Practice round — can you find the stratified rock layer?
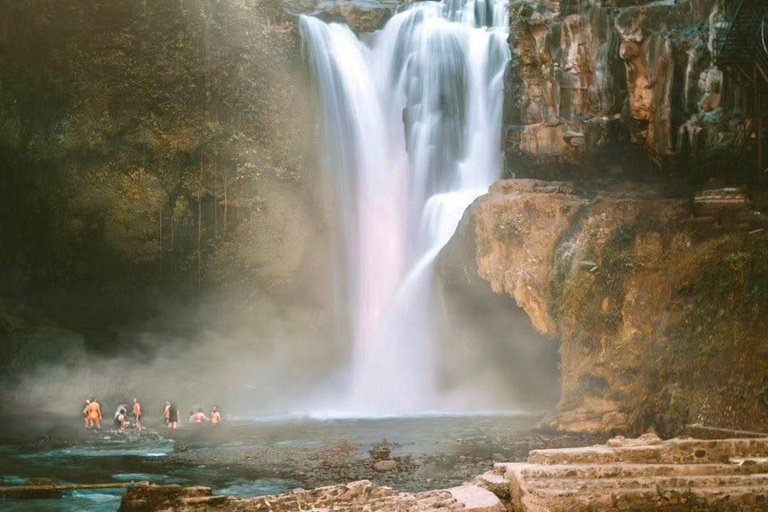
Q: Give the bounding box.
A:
[503,0,755,179]
[485,434,768,512]
[439,179,768,435]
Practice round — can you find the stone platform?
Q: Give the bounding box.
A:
[476,434,768,512]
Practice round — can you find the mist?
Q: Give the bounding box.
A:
[1,285,346,419]
[0,0,562,425]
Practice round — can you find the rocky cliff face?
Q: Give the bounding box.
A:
[0,0,336,412]
[440,180,768,436]
[503,0,755,182]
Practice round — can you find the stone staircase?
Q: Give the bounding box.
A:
[689,187,766,234]
[474,434,768,512]
[715,0,768,74]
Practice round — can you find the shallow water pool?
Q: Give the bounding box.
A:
[0,414,548,511]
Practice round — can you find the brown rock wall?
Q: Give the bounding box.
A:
[504,0,753,178]
[441,179,768,435]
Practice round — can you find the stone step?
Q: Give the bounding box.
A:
[496,462,768,480]
[734,458,768,465]
[526,473,768,492]
[533,485,768,512]
[504,437,768,511]
[527,438,768,465]
[474,471,510,500]
[447,484,505,512]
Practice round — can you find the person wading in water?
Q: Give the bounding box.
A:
[189,408,209,423]
[164,401,179,429]
[83,399,91,428]
[132,398,142,430]
[84,398,102,429]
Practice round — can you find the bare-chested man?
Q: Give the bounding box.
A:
[132,398,142,429]
[211,406,221,425]
[85,398,102,429]
[83,399,91,428]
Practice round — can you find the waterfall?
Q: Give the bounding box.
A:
[300,0,509,416]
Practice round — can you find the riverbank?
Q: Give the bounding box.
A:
[0,415,607,511]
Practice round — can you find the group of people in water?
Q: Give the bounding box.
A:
[161,401,221,428]
[82,397,221,430]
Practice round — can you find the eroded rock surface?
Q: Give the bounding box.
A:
[504,0,752,178]
[439,179,768,435]
[119,480,503,512]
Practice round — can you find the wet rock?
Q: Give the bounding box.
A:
[369,440,392,461]
[119,480,466,512]
[312,0,391,33]
[118,483,212,512]
[373,459,400,472]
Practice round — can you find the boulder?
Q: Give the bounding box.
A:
[313,0,391,33]
[373,459,400,472]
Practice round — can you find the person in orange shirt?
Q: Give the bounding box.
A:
[84,398,102,429]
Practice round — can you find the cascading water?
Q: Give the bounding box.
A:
[300,0,510,416]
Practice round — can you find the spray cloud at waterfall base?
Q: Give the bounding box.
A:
[300,0,527,417]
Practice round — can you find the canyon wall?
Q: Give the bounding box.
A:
[440,180,768,436]
[503,0,757,183]
[445,0,768,435]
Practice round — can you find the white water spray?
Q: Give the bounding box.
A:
[300,0,510,416]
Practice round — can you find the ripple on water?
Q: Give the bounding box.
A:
[214,478,294,497]
[22,440,174,459]
[0,489,124,512]
[0,476,27,486]
[112,473,184,484]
